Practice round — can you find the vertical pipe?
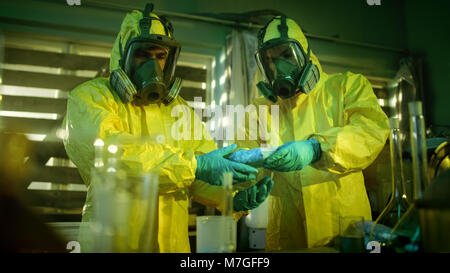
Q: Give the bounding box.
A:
[140,173,159,253]
[389,118,409,207]
[221,172,235,252]
[222,172,233,217]
[408,101,429,200]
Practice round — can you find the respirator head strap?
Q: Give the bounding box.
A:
[297,46,312,89]
[277,15,289,40]
[139,3,154,38]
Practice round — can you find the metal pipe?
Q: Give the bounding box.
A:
[301,32,404,53]
[389,117,409,205]
[222,172,233,217]
[409,101,430,200]
[160,10,404,53]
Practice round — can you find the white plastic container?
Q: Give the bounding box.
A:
[196,216,236,253]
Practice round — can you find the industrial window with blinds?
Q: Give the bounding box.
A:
[0,32,214,224]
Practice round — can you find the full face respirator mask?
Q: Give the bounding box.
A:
[255,15,320,103]
[109,3,182,106]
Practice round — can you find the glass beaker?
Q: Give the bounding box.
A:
[90,139,159,253]
[90,169,159,252]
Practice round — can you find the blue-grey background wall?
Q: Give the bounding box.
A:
[402,0,450,136]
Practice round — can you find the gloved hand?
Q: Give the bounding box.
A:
[233,176,274,211]
[195,144,258,186]
[228,147,277,168]
[263,139,321,172]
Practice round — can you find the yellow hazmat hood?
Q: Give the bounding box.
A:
[109,10,169,72]
[260,16,324,93]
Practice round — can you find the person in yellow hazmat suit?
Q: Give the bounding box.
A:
[229,15,390,250]
[63,3,273,253]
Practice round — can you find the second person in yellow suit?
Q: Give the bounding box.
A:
[232,16,390,250]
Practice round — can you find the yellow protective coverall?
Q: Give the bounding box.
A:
[63,10,233,253]
[235,17,390,250]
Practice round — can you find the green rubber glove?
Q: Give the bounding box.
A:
[233,176,274,211]
[195,144,258,186]
[263,139,321,172]
[228,147,277,168]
